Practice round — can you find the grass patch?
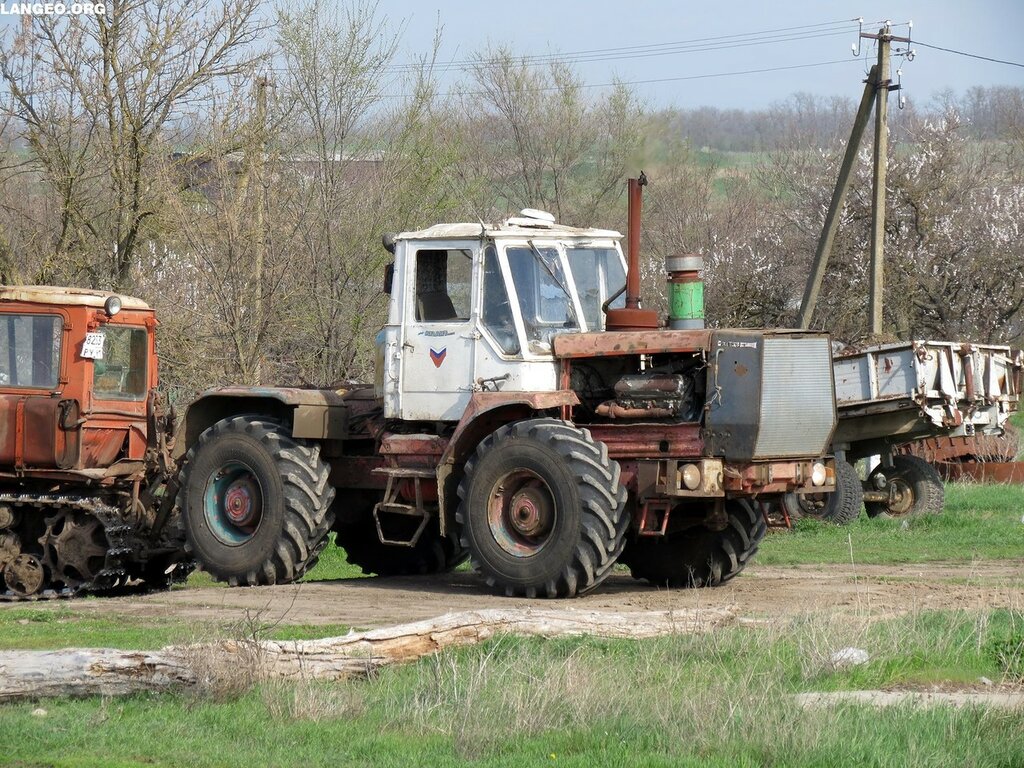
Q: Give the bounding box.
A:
[0,605,351,651]
[759,483,1024,565]
[2,609,1022,767]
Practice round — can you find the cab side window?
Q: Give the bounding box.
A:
[414,249,472,322]
[93,327,148,400]
[481,246,520,355]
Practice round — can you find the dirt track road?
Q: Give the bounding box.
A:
[17,560,1022,630]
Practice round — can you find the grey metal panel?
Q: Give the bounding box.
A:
[703,329,766,462]
[754,337,836,458]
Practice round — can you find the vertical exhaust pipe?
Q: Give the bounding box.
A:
[605,173,660,331]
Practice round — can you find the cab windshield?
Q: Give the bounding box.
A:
[500,241,626,355]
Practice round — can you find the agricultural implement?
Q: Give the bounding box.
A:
[783,340,1021,523]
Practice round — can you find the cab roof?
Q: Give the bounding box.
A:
[0,285,151,311]
[396,212,622,242]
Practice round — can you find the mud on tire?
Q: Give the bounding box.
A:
[178,416,335,586]
[621,499,766,588]
[456,418,628,598]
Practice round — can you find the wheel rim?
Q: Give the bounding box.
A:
[487,470,556,557]
[884,477,914,516]
[797,493,828,516]
[204,461,264,546]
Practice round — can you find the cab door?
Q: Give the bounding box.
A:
[399,243,477,422]
[0,310,70,469]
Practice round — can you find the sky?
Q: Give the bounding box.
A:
[0,0,1020,109]
[383,0,1024,108]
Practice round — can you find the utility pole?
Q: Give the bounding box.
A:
[797,20,912,332]
[868,23,892,335]
[797,64,878,329]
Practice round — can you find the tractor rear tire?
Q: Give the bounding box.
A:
[621,500,765,588]
[456,418,628,598]
[865,455,944,518]
[781,459,863,525]
[178,416,335,586]
[335,513,467,577]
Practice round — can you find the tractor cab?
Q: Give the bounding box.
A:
[0,286,158,474]
[377,211,627,422]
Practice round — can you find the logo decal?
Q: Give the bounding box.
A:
[429,347,447,368]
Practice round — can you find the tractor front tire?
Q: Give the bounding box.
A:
[456,419,628,598]
[865,455,944,518]
[781,459,863,525]
[622,500,766,588]
[178,416,335,586]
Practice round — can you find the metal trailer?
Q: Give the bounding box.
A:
[786,340,1022,523]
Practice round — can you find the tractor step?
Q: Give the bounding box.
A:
[371,468,434,547]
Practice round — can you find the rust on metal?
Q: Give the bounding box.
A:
[553,329,712,359]
[722,459,836,496]
[594,402,674,419]
[605,174,660,331]
[380,433,448,457]
[936,461,1024,484]
[587,422,702,459]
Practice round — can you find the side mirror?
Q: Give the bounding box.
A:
[383,263,394,295]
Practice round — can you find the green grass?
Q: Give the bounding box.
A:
[1,609,1022,767]
[0,606,351,651]
[759,483,1024,565]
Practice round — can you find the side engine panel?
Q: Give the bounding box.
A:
[704,330,836,461]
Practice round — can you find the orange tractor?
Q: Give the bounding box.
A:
[0,287,189,598]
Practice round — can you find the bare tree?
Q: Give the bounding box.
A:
[0,0,266,289]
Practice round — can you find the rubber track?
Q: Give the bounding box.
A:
[456,418,628,598]
[178,416,335,586]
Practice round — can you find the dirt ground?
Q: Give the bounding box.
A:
[11,560,1022,630]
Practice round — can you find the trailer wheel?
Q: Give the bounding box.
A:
[781,460,863,525]
[865,455,944,518]
[178,416,335,586]
[456,418,627,598]
[335,513,467,576]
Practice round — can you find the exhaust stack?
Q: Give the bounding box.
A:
[605,173,660,331]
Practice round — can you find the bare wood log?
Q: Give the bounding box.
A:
[0,606,735,702]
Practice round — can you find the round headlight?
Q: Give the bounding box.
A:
[810,462,828,487]
[681,463,702,490]
[104,296,122,316]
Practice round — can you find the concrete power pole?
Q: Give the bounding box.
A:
[797,21,911,333]
[868,23,892,335]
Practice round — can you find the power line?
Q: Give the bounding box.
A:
[399,58,862,100]
[386,19,866,73]
[915,40,1024,69]
[270,18,870,76]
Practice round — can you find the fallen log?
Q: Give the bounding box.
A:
[0,606,735,702]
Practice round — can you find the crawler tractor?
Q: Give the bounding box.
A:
[176,178,839,597]
[0,287,189,598]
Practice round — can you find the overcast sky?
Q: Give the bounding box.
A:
[387,0,1024,108]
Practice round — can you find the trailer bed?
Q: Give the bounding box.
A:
[831,340,1021,458]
